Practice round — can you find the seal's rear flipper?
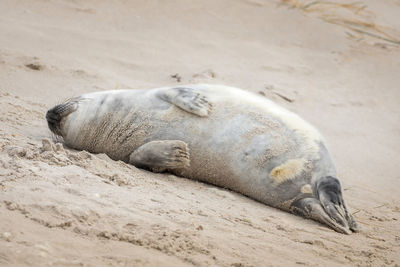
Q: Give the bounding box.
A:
[158,87,212,117]
[290,197,353,234]
[290,176,360,234]
[316,176,360,233]
[129,140,190,173]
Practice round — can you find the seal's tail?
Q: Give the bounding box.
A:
[291,176,360,234]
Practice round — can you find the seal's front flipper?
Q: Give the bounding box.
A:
[129,140,190,173]
[158,87,212,117]
[290,197,353,234]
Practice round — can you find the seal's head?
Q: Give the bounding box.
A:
[46,101,78,137]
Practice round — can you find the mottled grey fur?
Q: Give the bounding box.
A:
[46,84,359,234]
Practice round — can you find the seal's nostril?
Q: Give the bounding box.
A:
[46,100,79,137]
[46,105,65,136]
[46,111,60,124]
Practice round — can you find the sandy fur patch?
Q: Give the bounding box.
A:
[270,158,307,184]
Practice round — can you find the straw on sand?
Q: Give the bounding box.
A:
[278,0,400,45]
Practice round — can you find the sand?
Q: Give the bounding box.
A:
[1,0,399,266]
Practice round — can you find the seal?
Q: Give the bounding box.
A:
[46,84,359,234]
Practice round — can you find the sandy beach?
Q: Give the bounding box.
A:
[1,0,399,266]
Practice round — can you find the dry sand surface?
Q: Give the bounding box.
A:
[1,0,400,266]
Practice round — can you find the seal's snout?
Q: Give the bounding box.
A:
[46,101,77,136]
[46,107,62,136]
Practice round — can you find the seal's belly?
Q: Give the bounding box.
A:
[138,102,311,205]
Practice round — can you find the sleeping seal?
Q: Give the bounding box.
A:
[46,84,359,234]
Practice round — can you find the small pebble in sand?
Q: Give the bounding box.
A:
[171,73,182,82]
[25,63,44,71]
[2,232,12,242]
